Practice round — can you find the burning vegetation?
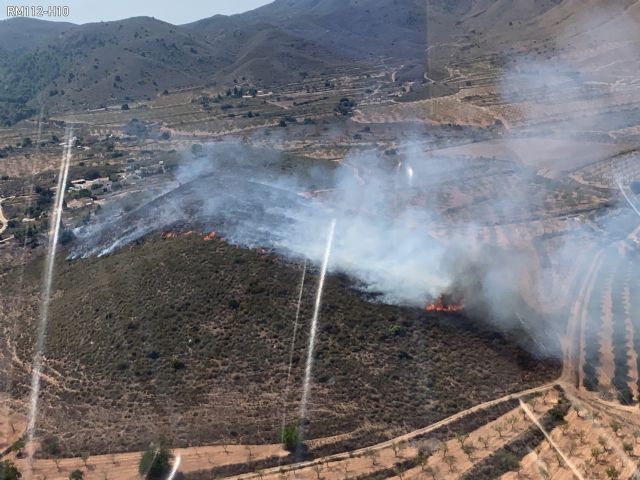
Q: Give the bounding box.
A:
[426,294,464,313]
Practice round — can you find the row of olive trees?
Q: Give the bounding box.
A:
[0,444,176,480]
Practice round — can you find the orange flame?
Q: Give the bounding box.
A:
[426,295,464,313]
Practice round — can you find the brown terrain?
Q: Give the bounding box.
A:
[2,0,640,478]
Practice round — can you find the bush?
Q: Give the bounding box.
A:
[139,446,173,480]
[172,360,186,370]
[9,440,24,453]
[0,460,21,480]
[68,470,83,480]
[191,144,204,157]
[336,98,356,116]
[41,435,61,456]
[280,424,301,452]
[59,229,76,245]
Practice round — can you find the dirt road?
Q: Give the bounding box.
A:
[229,383,556,480]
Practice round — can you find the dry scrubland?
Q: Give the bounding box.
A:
[0,234,559,459]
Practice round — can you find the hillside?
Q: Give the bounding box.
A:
[0,17,74,51]
[0,235,559,456]
[2,0,640,124]
[0,14,344,123]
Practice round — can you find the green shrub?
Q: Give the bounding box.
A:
[68,470,83,480]
[139,446,173,480]
[0,460,21,479]
[280,424,301,452]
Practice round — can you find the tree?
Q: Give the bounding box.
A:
[0,461,21,480]
[391,442,399,459]
[280,424,301,453]
[121,104,129,111]
[364,449,377,466]
[538,466,550,480]
[506,415,518,432]
[424,465,438,480]
[59,228,76,245]
[9,440,24,459]
[443,455,456,472]
[139,446,173,480]
[440,442,449,457]
[191,144,204,157]
[335,98,356,116]
[495,451,520,472]
[599,436,609,452]
[577,430,587,445]
[462,442,476,460]
[69,470,84,480]
[455,433,469,447]
[623,441,634,457]
[568,440,578,456]
[558,419,569,436]
[41,435,61,456]
[610,421,622,436]
[416,452,427,471]
[606,466,620,479]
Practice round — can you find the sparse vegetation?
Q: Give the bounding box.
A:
[461,394,570,479]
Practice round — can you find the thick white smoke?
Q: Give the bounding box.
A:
[71,9,640,359]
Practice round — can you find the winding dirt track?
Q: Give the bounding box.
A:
[229,383,556,480]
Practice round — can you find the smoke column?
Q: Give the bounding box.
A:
[26,128,73,465]
[299,219,336,425]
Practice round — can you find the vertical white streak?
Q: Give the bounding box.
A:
[167,455,181,480]
[26,128,73,458]
[281,261,307,432]
[519,399,585,480]
[299,219,336,422]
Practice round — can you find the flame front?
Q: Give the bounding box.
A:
[426,295,464,313]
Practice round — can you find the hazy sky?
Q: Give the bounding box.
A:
[1,0,273,24]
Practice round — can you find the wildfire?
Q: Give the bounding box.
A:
[203,231,217,241]
[426,294,464,313]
